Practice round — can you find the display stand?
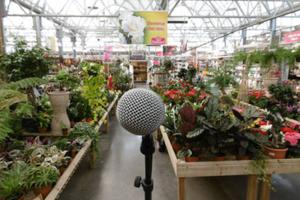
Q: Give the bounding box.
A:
[45,139,92,200]
[23,95,119,199]
[160,126,300,200]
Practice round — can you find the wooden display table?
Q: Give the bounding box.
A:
[160,126,300,200]
[45,139,92,200]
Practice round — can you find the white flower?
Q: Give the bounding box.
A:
[260,124,272,132]
[121,15,146,44]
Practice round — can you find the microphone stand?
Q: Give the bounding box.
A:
[134,133,155,200]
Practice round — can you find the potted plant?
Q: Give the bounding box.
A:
[60,122,68,136]
[37,112,52,133]
[0,163,29,200]
[263,113,288,159]
[47,70,79,135]
[28,166,59,198]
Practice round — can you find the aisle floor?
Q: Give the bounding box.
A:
[60,116,300,200]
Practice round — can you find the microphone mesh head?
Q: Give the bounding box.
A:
[117,88,165,135]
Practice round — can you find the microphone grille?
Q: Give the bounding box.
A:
[117,88,165,135]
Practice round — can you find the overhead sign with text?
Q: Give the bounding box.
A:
[119,11,168,45]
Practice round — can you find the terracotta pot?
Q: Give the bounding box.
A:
[62,128,68,136]
[49,91,71,136]
[237,155,250,160]
[38,127,48,133]
[33,185,52,198]
[59,166,66,175]
[70,121,76,128]
[171,143,182,153]
[71,148,78,158]
[185,156,200,162]
[263,145,288,159]
[213,155,226,161]
[18,194,25,200]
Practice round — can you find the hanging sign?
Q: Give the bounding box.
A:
[119,11,168,45]
[283,30,300,44]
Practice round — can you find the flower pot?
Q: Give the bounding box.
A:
[18,194,25,200]
[213,153,226,161]
[71,148,78,158]
[49,91,71,136]
[185,156,200,162]
[33,185,52,198]
[62,128,68,136]
[263,145,288,159]
[59,166,66,175]
[38,127,48,133]
[237,155,250,160]
[171,143,182,153]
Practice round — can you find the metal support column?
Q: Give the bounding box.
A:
[270,18,277,47]
[241,28,247,46]
[56,28,63,57]
[0,0,6,54]
[80,34,86,57]
[33,16,42,46]
[70,35,76,59]
[223,36,227,53]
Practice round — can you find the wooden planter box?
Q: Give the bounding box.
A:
[160,126,300,200]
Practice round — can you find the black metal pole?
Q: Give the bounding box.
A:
[134,134,155,200]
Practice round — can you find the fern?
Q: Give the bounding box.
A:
[0,89,27,110]
[0,110,13,143]
[1,77,46,90]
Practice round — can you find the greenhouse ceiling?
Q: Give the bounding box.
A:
[2,0,300,52]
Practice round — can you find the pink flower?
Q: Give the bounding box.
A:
[285,132,300,146]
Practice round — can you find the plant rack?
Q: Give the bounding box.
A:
[160,126,300,200]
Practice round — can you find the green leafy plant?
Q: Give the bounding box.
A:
[0,40,51,81]
[28,166,59,189]
[48,70,80,91]
[0,162,30,200]
[37,112,52,129]
[67,91,92,122]
[209,65,237,95]
[69,122,100,156]
[81,62,108,121]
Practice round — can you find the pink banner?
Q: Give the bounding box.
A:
[283,30,300,44]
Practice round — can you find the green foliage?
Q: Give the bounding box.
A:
[110,64,132,92]
[162,59,174,71]
[0,110,13,144]
[1,77,47,90]
[0,40,51,81]
[208,65,237,94]
[52,138,71,151]
[0,89,27,110]
[37,112,52,128]
[268,84,297,105]
[81,62,108,121]
[28,166,59,188]
[67,91,92,122]
[51,70,80,91]
[0,162,30,200]
[274,47,295,68]
[69,122,100,155]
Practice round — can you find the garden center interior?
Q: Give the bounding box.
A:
[1,0,300,200]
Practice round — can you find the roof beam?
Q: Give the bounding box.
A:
[6,14,300,19]
[188,2,300,51]
[169,0,181,16]
[10,0,80,36]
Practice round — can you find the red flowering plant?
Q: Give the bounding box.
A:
[248,90,270,109]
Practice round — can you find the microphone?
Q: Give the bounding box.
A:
[117,88,165,135]
[116,88,165,200]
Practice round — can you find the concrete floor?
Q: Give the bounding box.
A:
[60,116,300,200]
